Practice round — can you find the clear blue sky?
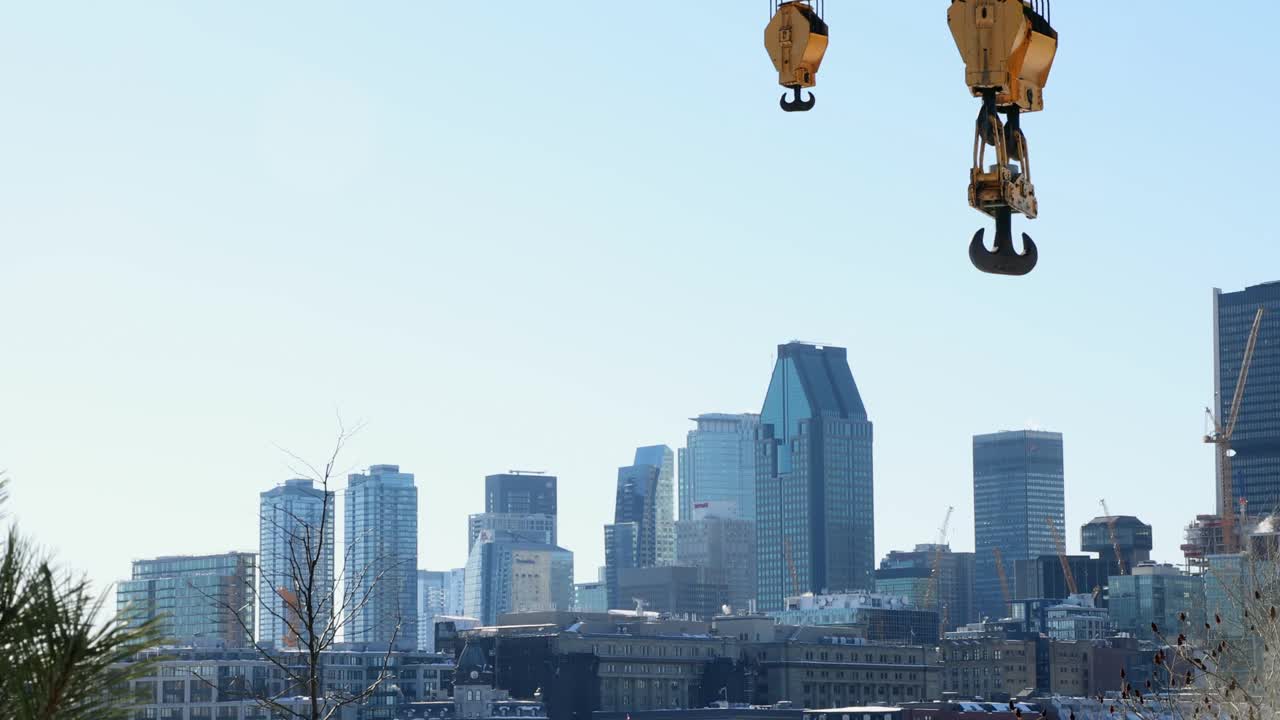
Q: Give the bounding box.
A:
[1,2,1277,590]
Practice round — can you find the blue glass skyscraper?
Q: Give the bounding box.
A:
[1214,282,1280,514]
[679,413,760,521]
[972,430,1065,621]
[633,445,675,567]
[755,342,875,611]
[344,464,418,650]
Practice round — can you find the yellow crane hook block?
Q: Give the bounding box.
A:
[948,0,1057,112]
[765,1,829,112]
[948,0,1059,276]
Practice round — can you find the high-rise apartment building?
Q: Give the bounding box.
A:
[634,446,675,567]
[678,414,760,521]
[484,472,557,544]
[117,552,256,647]
[345,464,418,649]
[676,501,757,612]
[756,341,875,611]
[1213,283,1280,514]
[259,478,334,649]
[973,430,1066,621]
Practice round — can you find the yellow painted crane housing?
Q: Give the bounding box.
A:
[765,1,829,112]
[948,0,1058,275]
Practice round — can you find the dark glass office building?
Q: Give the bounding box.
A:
[1214,283,1280,514]
[1011,555,1120,606]
[756,342,875,611]
[485,473,558,518]
[973,430,1065,621]
[603,461,661,609]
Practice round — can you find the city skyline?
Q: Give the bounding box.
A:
[4,3,1275,598]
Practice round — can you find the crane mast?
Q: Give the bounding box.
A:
[1099,499,1126,574]
[1206,307,1265,554]
[1046,515,1079,596]
[923,506,955,611]
[992,547,1011,617]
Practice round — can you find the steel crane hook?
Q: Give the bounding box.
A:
[969,208,1038,276]
[779,85,816,112]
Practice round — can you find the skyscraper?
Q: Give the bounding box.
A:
[973,430,1065,621]
[415,567,468,651]
[678,413,760,521]
[755,341,875,611]
[344,464,417,649]
[633,446,675,567]
[463,531,574,625]
[259,478,334,649]
[603,521,639,610]
[1213,283,1280,514]
[614,461,661,568]
[484,472,557,544]
[117,552,256,647]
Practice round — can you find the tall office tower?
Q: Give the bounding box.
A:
[1213,283,1280,513]
[344,464,418,650]
[259,478,334,649]
[755,341,875,611]
[874,545,977,631]
[467,513,556,550]
[614,462,661,567]
[678,413,761,521]
[463,530,574,625]
[634,446,675,566]
[117,552,256,647]
[973,430,1065,621]
[675,500,758,612]
[484,472,557,544]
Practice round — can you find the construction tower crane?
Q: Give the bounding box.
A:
[948,0,1059,276]
[1205,307,1266,554]
[764,1,829,112]
[1045,515,1079,596]
[1099,499,1126,575]
[783,536,802,595]
[991,546,1011,614]
[923,506,955,613]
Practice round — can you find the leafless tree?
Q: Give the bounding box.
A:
[1119,548,1280,720]
[199,424,407,720]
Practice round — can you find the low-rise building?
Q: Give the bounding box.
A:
[618,565,728,619]
[460,612,941,720]
[1044,595,1111,641]
[116,552,257,648]
[770,593,939,646]
[113,645,454,720]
